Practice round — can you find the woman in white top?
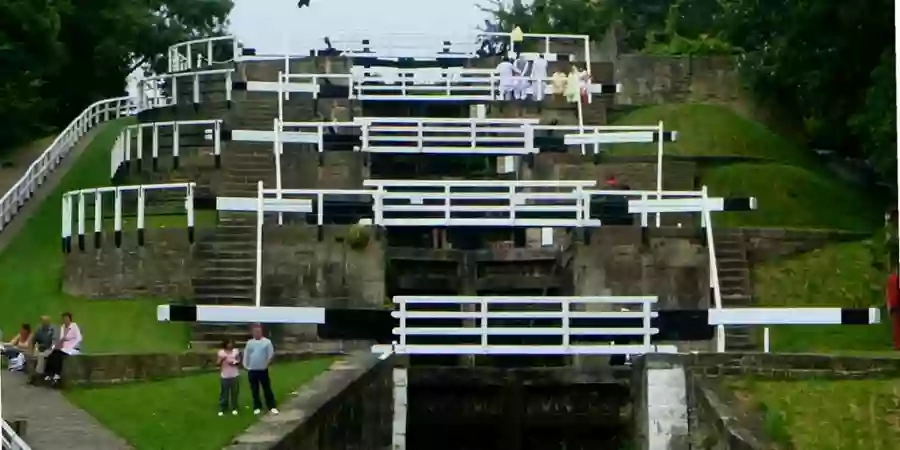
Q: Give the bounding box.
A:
[43,312,82,386]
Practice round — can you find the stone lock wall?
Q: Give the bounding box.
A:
[615,55,741,107]
[63,228,208,299]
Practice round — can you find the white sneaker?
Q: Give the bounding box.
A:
[253,409,261,415]
[270,408,279,415]
[217,412,224,417]
[232,410,238,416]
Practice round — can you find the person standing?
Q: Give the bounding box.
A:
[886,266,900,349]
[510,25,524,55]
[496,57,520,101]
[217,340,241,416]
[242,324,279,415]
[531,54,549,102]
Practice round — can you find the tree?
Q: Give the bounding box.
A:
[41,0,234,126]
[0,0,66,148]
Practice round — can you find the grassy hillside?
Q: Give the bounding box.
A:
[611,104,884,231]
[0,119,189,352]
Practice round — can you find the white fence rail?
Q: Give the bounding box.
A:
[0,97,134,237]
[168,35,241,72]
[371,295,670,357]
[136,69,234,112]
[1,420,30,450]
[267,69,616,103]
[61,182,196,252]
[110,120,224,177]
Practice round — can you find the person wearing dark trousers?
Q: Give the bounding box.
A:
[243,323,278,415]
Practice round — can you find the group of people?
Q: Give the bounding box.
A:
[496,54,590,103]
[2,313,82,386]
[216,323,280,417]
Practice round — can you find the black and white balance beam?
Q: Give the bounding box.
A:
[156,305,880,338]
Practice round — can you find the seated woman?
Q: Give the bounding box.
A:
[3,324,32,371]
[43,312,82,385]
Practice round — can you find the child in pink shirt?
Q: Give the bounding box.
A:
[217,340,241,416]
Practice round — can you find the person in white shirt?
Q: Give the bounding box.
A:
[495,57,520,101]
[513,53,531,100]
[531,54,549,101]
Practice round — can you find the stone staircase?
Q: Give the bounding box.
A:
[190,216,258,348]
[713,230,756,351]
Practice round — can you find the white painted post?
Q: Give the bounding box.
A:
[186,183,195,243]
[136,186,146,246]
[173,122,181,169]
[136,126,144,170]
[192,73,200,105]
[273,118,284,226]
[576,91,586,155]
[255,180,264,308]
[392,368,408,450]
[763,327,770,353]
[114,187,123,247]
[213,120,222,168]
[171,75,179,106]
[277,71,285,121]
[76,192,85,249]
[152,123,159,171]
[642,298,652,351]
[561,298,570,348]
[225,70,233,104]
[94,190,102,248]
[655,121,664,228]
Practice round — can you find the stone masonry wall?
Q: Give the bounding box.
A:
[615,55,740,107]
[63,228,208,299]
[574,227,709,310]
[227,353,392,450]
[25,345,347,387]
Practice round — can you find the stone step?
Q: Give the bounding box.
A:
[194,276,256,287]
[204,258,256,269]
[196,249,256,259]
[716,259,748,270]
[194,284,254,297]
[193,293,256,305]
[719,267,749,277]
[202,266,257,278]
[721,294,752,305]
[719,285,747,296]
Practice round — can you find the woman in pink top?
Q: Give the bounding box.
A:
[217,340,241,416]
[44,312,82,386]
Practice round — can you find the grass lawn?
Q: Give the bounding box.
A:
[753,240,894,353]
[0,119,190,352]
[730,378,900,449]
[67,357,336,450]
[608,104,811,165]
[705,163,883,231]
[610,103,885,231]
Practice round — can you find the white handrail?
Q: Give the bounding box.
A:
[136,69,234,112]
[61,182,196,252]
[167,35,241,72]
[0,97,134,236]
[1,420,30,450]
[110,119,224,178]
[701,185,726,352]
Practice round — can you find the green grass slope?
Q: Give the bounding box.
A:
[0,119,189,352]
[67,357,335,450]
[611,104,883,231]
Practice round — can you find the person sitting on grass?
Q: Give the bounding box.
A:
[43,312,82,386]
[217,339,241,417]
[3,324,33,372]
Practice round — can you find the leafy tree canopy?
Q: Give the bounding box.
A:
[0,0,232,151]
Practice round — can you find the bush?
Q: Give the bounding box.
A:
[347,224,371,250]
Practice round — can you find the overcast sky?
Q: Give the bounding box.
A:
[230,0,494,55]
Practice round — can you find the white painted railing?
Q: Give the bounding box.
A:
[136,69,234,111]
[0,97,134,236]
[309,31,591,66]
[1,420,30,450]
[371,295,671,357]
[168,35,241,72]
[110,120,224,178]
[354,117,538,154]
[61,182,195,252]
[269,69,617,103]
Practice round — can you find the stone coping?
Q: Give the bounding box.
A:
[685,352,900,379]
[25,341,361,388]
